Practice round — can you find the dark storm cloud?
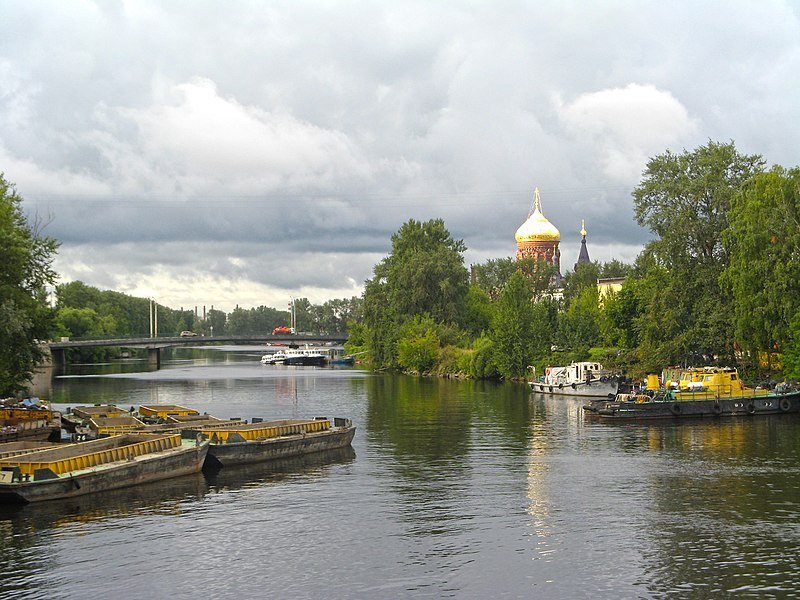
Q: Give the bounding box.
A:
[2,1,800,309]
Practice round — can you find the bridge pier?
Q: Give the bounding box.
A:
[50,348,66,369]
[147,347,161,369]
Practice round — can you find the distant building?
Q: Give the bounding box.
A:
[515,187,562,286]
[597,277,625,302]
[574,220,590,270]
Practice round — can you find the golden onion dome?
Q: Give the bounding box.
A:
[515,187,560,242]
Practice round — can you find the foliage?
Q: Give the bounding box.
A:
[396,322,440,374]
[362,219,470,368]
[557,286,601,353]
[782,308,800,380]
[632,140,765,365]
[56,307,117,338]
[226,305,288,335]
[465,334,500,379]
[462,285,494,336]
[600,282,642,349]
[491,272,536,378]
[723,167,800,361]
[0,173,59,395]
[561,261,600,304]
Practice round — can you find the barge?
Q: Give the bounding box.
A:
[0,433,209,503]
[187,417,356,468]
[0,398,61,442]
[585,367,800,420]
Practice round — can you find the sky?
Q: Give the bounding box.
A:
[2,1,799,312]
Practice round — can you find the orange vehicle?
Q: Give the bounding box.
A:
[272,326,295,335]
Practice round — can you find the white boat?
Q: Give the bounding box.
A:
[260,350,287,365]
[528,361,619,398]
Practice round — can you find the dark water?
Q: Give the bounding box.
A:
[3,347,800,599]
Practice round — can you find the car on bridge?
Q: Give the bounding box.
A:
[180,331,198,337]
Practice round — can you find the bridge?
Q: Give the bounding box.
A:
[48,334,348,369]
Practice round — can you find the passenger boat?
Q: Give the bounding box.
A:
[528,362,620,397]
[0,398,61,442]
[261,350,287,365]
[282,347,326,366]
[584,367,800,419]
[0,433,209,503]
[186,417,356,468]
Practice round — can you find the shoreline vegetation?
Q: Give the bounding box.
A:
[3,140,800,393]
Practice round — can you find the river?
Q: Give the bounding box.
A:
[2,346,800,599]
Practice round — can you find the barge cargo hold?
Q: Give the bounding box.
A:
[189,417,356,468]
[0,433,209,504]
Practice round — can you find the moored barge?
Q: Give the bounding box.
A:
[187,417,356,468]
[585,367,800,420]
[0,433,209,503]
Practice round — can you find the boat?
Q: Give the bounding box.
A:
[261,350,287,365]
[528,362,620,397]
[329,355,355,366]
[186,417,356,468]
[584,367,800,419]
[0,398,62,443]
[0,432,209,503]
[283,347,326,366]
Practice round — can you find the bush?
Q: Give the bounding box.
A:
[396,328,440,373]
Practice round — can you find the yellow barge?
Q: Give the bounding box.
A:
[188,417,357,468]
[0,433,209,504]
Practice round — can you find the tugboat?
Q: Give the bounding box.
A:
[584,367,800,419]
[528,361,620,398]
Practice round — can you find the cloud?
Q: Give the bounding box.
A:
[2,2,800,310]
[555,84,698,184]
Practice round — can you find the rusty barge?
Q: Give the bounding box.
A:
[186,417,357,468]
[0,433,209,504]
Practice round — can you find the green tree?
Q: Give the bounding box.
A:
[379,219,469,324]
[56,307,117,338]
[361,219,469,368]
[0,174,59,395]
[783,308,800,380]
[558,285,601,351]
[491,272,536,378]
[723,167,800,365]
[396,317,441,373]
[632,141,765,364]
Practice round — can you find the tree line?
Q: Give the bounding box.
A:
[2,139,799,395]
[345,141,800,382]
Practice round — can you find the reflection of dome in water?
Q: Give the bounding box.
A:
[515,187,560,242]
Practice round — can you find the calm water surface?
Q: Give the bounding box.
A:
[2,347,800,599]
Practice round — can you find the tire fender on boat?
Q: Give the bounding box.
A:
[747,402,756,415]
[780,398,791,412]
[558,383,563,389]
[571,383,577,390]
[670,403,682,416]
[600,376,607,383]
[712,402,722,416]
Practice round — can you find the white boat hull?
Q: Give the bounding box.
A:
[529,380,618,398]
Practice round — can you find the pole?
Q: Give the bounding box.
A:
[149,299,153,338]
[154,300,158,338]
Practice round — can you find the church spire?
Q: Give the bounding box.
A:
[575,220,590,270]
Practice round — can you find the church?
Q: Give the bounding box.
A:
[514,187,591,287]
